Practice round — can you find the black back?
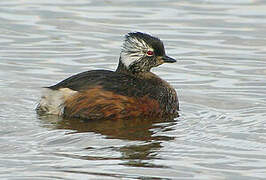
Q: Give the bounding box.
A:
[49,70,157,98]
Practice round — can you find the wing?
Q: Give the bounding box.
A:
[48,70,145,96]
[48,70,114,91]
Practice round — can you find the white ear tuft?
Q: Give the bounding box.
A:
[120,33,153,67]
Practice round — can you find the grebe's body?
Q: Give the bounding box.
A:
[37,32,179,120]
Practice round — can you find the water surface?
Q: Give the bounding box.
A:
[1,0,266,179]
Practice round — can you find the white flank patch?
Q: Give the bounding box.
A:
[38,88,77,115]
[120,35,153,67]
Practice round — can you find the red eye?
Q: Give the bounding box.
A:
[146,50,154,56]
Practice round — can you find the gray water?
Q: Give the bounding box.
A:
[1,0,266,179]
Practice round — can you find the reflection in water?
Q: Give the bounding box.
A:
[38,115,176,168]
[119,142,165,168]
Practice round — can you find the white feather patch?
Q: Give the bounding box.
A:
[120,35,153,67]
[38,88,77,115]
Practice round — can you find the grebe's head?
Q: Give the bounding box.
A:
[119,32,176,73]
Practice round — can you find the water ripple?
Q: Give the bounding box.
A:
[1,0,266,179]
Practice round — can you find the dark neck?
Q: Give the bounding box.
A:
[115,59,131,74]
[116,58,144,77]
[116,57,153,77]
[116,57,158,81]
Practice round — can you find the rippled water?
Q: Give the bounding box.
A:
[1,0,266,179]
